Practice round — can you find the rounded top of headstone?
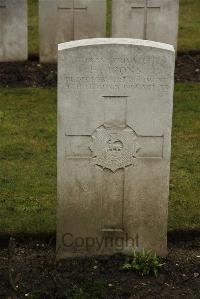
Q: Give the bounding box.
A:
[58,38,175,53]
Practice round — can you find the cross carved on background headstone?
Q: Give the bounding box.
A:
[58,0,88,40]
[131,0,161,39]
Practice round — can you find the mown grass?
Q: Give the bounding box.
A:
[28,0,39,58]
[0,84,199,234]
[0,88,56,234]
[28,0,200,56]
[169,83,200,230]
[178,0,200,52]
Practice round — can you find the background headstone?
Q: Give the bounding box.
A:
[39,0,106,62]
[112,0,179,51]
[57,38,175,259]
[0,0,27,61]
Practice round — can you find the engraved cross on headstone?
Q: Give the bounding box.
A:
[131,0,161,39]
[65,95,163,232]
[58,0,87,40]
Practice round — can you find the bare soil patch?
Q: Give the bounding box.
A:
[0,235,199,298]
[0,53,199,88]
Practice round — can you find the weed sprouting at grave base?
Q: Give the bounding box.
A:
[122,249,164,277]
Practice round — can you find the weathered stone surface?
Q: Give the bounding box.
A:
[0,0,27,61]
[112,0,179,51]
[39,0,106,62]
[57,38,175,259]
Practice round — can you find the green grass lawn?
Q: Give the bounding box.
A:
[178,0,200,52]
[0,84,199,234]
[0,88,56,234]
[28,0,39,58]
[28,0,200,56]
[169,83,200,231]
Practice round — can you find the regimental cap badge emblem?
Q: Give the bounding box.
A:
[90,125,139,172]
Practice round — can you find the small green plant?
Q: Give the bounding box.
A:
[122,249,164,277]
[45,71,57,82]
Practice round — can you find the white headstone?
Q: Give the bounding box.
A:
[39,0,106,62]
[0,0,27,61]
[57,38,175,259]
[112,0,179,51]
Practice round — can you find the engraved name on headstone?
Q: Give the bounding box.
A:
[57,39,175,258]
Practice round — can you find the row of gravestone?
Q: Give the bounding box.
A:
[0,0,179,62]
[1,1,176,258]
